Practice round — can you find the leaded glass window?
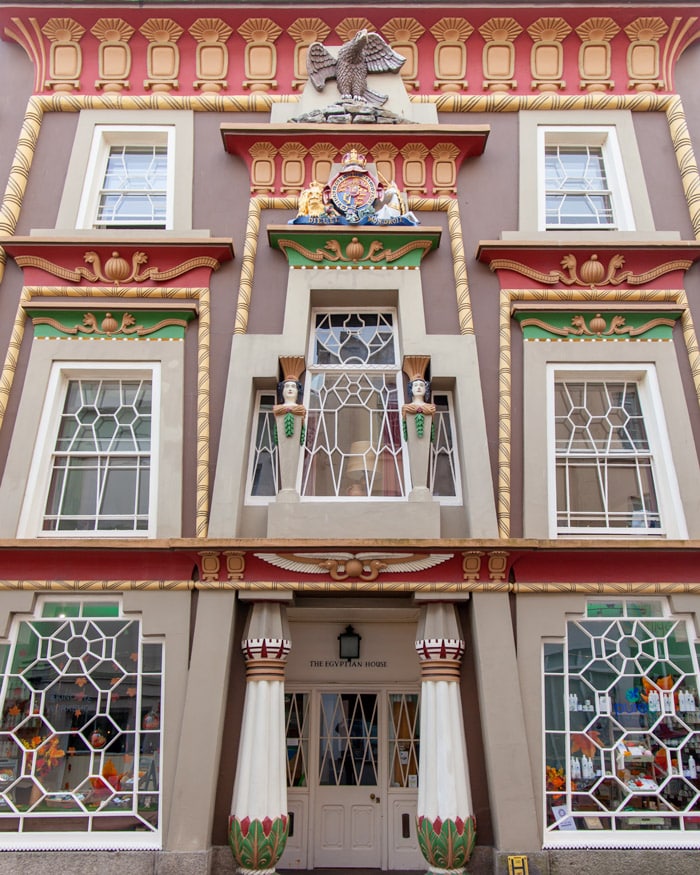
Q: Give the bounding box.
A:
[43,379,152,533]
[302,312,405,498]
[545,145,615,229]
[248,392,279,499]
[554,380,661,534]
[389,693,419,788]
[0,599,163,847]
[96,145,168,229]
[544,600,700,846]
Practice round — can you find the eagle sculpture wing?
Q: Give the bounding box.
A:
[306,41,338,92]
[363,32,406,75]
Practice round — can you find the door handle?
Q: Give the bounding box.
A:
[370,793,380,803]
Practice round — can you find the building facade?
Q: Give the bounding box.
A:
[0,2,699,873]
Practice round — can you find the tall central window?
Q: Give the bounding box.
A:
[301,311,405,498]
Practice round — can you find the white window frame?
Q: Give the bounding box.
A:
[515,110,658,238]
[543,597,700,849]
[245,389,279,504]
[0,595,164,850]
[18,362,161,539]
[76,125,175,230]
[55,110,193,233]
[300,307,409,501]
[537,126,635,231]
[546,364,687,539]
[428,389,462,505]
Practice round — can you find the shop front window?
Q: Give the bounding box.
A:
[0,599,163,848]
[544,600,700,847]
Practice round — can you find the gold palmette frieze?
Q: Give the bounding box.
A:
[497,287,700,540]
[0,579,699,595]
[0,286,211,537]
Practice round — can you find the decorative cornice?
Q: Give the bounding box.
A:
[268,225,441,268]
[30,310,191,340]
[255,552,453,582]
[517,312,676,340]
[3,11,700,98]
[275,236,433,266]
[13,250,222,285]
[488,253,693,288]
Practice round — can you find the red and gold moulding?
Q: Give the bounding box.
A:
[477,241,700,291]
[3,9,699,97]
[221,124,489,200]
[3,238,233,288]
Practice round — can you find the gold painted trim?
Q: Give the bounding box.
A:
[0,579,698,595]
[13,252,221,284]
[0,285,211,537]
[489,254,694,287]
[498,287,700,539]
[235,195,472,336]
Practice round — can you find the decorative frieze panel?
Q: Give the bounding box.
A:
[430,18,472,92]
[381,18,425,91]
[140,18,183,92]
[479,17,522,91]
[308,142,336,185]
[91,18,134,92]
[41,18,84,92]
[28,308,195,341]
[278,142,308,194]
[288,18,331,91]
[3,9,699,98]
[238,17,282,92]
[527,17,571,92]
[515,310,679,341]
[575,17,620,91]
[624,17,669,91]
[190,18,233,92]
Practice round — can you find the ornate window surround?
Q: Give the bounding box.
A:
[515,110,660,239]
[55,110,194,233]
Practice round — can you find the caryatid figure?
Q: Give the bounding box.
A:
[402,356,436,500]
[272,356,307,499]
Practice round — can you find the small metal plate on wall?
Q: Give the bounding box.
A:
[507,856,529,875]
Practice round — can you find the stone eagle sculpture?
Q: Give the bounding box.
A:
[306,29,406,106]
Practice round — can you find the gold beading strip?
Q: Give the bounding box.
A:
[409,196,473,335]
[498,287,700,540]
[0,579,698,594]
[497,289,512,538]
[0,286,211,536]
[666,95,700,240]
[234,196,297,335]
[236,196,472,337]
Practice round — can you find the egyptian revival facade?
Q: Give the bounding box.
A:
[0,2,699,874]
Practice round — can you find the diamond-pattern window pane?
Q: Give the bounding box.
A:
[429,393,459,498]
[389,693,420,788]
[545,145,615,228]
[302,372,404,497]
[544,600,700,840]
[0,600,163,839]
[43,379,152,533]
[250,393,279,497]
[554,381,660,533]
[285,693,309,788]
[313,313,397,367]
[319,693,378,786]
[96,146,167,228]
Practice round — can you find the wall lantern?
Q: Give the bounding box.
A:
[338,625,361,660]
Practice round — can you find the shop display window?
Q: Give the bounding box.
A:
[544,599,700,847]
[0,599,163,848]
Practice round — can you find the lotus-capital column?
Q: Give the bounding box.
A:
[415,603,475,874]
[229,603,291,874]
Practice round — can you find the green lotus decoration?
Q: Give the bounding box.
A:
[416,814,476,870]
[228,814,289,871]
